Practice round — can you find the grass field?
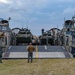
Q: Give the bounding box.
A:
[0,59,75,75]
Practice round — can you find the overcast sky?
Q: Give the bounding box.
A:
[0,0,75,35]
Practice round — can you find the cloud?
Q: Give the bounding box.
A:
[7,0,49,11]
[0,0,75,35]
[0,0,8,3]
[58,0,75,3]
[48,0,75,3]
[0,0,12,4]
[0,0,49,20]
[63,7,75,15]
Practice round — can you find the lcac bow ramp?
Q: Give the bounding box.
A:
[2,46,73,59]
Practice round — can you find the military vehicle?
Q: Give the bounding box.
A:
[32,36,40,45]
[11,28,20,45]
[15,28,33,45]
[49,28,61,45]
[39,29,51,45]
[39,28,60,45]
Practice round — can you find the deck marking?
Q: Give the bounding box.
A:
[69,53,73,58]
[44,45,47,50]
[62,46,65,50]
[26,46,28,50]
[9,46,11,50]
[36,46,38,58]
[57,52,66,58]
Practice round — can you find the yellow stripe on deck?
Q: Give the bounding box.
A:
[36,46,38,58]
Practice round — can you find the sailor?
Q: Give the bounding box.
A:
[0,47,3,63]
[27,43,35,63]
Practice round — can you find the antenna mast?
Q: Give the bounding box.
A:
[26,17,28,29]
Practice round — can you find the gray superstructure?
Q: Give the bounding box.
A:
[60,16,75,57]
[60,16,75,46]
[0,18,11,46]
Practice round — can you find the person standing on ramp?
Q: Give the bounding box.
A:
[27,43,35,63]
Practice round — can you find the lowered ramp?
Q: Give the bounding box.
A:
[2,46,73,59]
